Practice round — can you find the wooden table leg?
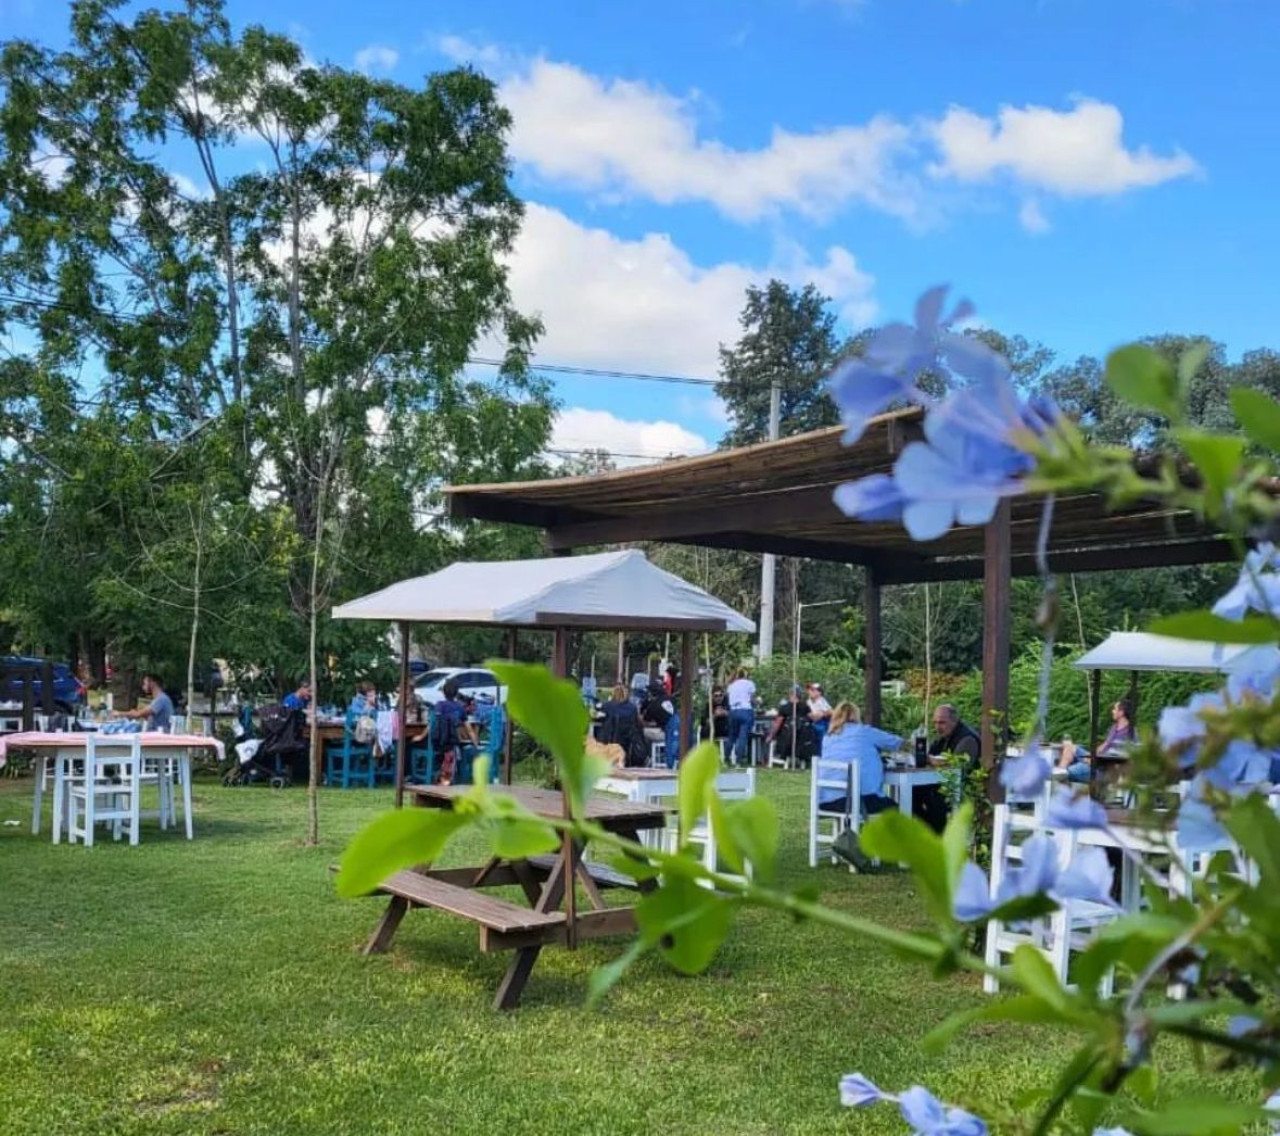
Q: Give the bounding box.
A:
[363,895,409,955]
[493,946,541,1011]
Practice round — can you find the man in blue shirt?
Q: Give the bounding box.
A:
[118,673,174,731]
[282,682,312,712]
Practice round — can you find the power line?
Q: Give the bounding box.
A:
[0,292,725,388]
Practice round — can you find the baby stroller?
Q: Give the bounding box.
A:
[224,703,306,788]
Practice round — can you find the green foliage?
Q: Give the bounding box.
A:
[1150,610,1279,644]
[1105,344,1183,424]
[1230,385,1280,451]
[749,649,861,708]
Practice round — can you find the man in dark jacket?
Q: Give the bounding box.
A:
[914,703,982,832]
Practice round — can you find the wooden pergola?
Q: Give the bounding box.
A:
[444,407,1239,764]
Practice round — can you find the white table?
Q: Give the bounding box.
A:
[0,732,224,840]
[883,765,941,819]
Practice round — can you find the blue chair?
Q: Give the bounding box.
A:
[457,706,505,785]
[323,709,377,788]
[407,710,437,784]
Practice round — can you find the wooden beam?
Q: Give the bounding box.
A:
[864,567,882,727]
[679,630,695,759]
[878,536,1237,585]
[981,499,1012,779]
[395,622,410,809]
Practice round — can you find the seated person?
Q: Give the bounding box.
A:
[600,683,648,767]
[1059,699,1137,784]
[768,686,819,768]
[706,685,729,742]
[116,672,174,731]
[641,682,680,766]
[916,703,981,833]
[348,681,377,716]
[807,681,833,751]
[816,702,900,818]
[282,681,312,712]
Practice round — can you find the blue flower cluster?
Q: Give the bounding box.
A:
[827,286,1061,541]
[840,1074,986,1136]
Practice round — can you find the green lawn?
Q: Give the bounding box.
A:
[0,770,1192,1134]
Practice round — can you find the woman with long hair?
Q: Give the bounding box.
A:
[818,701,901,818]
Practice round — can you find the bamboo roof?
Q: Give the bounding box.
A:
[445,408,1237,584]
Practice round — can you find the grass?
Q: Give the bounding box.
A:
[0,769,1216,1134]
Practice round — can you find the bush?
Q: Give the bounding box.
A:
[748,650,861,709]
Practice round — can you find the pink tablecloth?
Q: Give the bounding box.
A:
[0,731,225,770]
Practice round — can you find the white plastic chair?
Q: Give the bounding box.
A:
[678,768,756,882]
[983,801,1117,997]
[64,735,143,847]
[809,757,861,868]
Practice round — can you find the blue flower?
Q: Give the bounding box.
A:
[1205,739,1272,789]
[1000,750,1052,798]
[839,1073,886,1107]
[1158,691,1225,769]
[1045,787,1108,831]
[832,474,905,523]
[1228,1015,1262,1039]
[997,833,1060,903]
[1093,1129,1136,1136]
[1226,646,1280,702]
[1176,775,1231,852]
[828,360,921,445]
[954,860,996,922]
[898,1085,988,1136]
[1212,543,1280,621]
[1054,846,1119,908]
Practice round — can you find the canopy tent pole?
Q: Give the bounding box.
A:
[982,500,1012,796]
[616,632,625,684]
[504,627,517,785]
[395,621,410,809]
[679,630,694,758]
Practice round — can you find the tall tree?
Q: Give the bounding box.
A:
[718,280,843,446]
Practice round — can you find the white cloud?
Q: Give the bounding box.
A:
[355,45,399,74]
[494,57,922,224]
[502,203,877,376]
[1018,198,1050,234]
[435,35,507,68]
[929,98,1200,196]
[442,43,1200,227]
[550,407,709,465]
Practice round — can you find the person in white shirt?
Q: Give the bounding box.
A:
[807,681,833,752]
[725,667,756,766]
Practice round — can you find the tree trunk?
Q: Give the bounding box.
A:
[306,475,328,847]
[923,583,933,733]
[186,510,203,721]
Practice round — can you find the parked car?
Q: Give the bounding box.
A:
[413,667,506,706]
[0,655,86,712]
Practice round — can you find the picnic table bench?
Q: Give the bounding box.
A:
[359,783,668,1009]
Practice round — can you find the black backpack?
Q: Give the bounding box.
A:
[430,704,460,752]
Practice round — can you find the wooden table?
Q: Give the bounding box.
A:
[361,783,668,1010]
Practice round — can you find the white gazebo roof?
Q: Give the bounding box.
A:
[1073,631,1279,675]
[331,548,755,632]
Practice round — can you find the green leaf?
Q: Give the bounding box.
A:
[941,801,972,889]
[986,892,1059,925]
[1224,793,1280,887]
[1178,341,1212,387]
[487,817,560,860]
[1011,944,1070,1013]
[860,811,952,925]
[586,938,648,1008]
[677,741,721,843]
[336,809,471,898]
[720,796,780,883]
[922,994,1060,1054]
[1172,428,1247,501]
[486,661,598,816]
[1229,385,1280,451]
[706,794,742,875]
[1106,344,1181,422]
[636,875,736,975]
[1126,1064,1159,1109]
[1148,610,1280,644]
[609,852,660,882]
[1121,1098,1268,1135]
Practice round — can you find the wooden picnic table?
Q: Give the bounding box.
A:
[361,783,668,1010]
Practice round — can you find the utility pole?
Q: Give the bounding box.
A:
[758,379,781,660]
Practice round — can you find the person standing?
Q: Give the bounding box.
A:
[117,673,173,731]
[725,667,756,767]
[807,681,833,752]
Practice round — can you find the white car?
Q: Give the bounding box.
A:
[413,667,507,706]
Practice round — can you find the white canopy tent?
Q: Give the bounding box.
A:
[332,549,755,632]
[332,549,754,798]
[1072,631,1279,675]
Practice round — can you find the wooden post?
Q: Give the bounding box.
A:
[616,632,625,685]
[504,627,517,785]
[864,567,883,727]
[982,500,1012,790]
[395,622,410,809]
[1088,668,1102,759]
[679,630,695,759]
[552,626,576,948]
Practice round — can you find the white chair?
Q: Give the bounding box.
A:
[809,757,860,869]
[648,740,665,768]
[675,768,757,883]
[170,715,187,734]
[64,735,143,847]
[983,802,1117,997]
[767,735,788,770]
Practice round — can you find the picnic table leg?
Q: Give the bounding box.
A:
[363,895,409,955]
[32,753,47,835]
[493,946,541,1012]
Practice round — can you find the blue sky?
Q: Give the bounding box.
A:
[5,0,1277,461]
